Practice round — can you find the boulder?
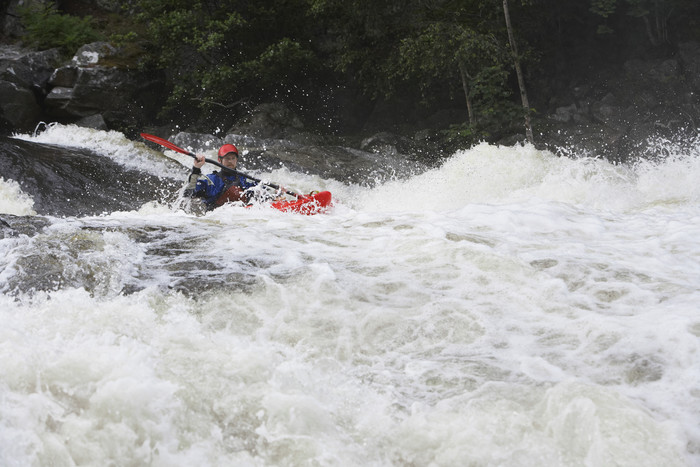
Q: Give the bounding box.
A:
[360,131,401,156]
[360,131,429,160]
[0,46,60,133]
[0,46,61,90]
[44,86,77,116]
[0,80,43,132]
[552,104,580,123]
[623,57,679,83]
[42,42,165,130]
[49,66,80,88]
[71,42,117,67]
[228,103,304,139]
[46,66,132,117]
[75,114,108,131]
[590,93,625,129]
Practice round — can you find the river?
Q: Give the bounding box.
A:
[1,124,698,466]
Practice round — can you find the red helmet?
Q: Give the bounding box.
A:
[218,144,238,158]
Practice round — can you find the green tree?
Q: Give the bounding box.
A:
[307,0,420,99]
[18,2,103,56]
[131,0,319,125]
[396,22,509,127]
[112,0,700,142]
[503,0,533,143]
[625,0,672,45]
[309,0,525,139]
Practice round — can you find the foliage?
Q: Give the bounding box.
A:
[16,0,700,142]
[306,0,521,134]
[127,0,319,124]
[18,3,103,56]
[395,21,510,119]
[590,0,617,18]
[117,0,698,137]
[306,0,421,99]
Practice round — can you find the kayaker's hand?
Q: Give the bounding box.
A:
[268,186,282,200]
[193,154,206,168]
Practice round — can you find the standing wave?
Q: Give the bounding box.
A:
[354,142,700,212]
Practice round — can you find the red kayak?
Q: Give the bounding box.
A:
[270,191,332,215]
[216,187,332,214]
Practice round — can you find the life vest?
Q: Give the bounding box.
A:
[192,171,256,209]
[214,184,245,207]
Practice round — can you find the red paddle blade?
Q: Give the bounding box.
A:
[140,133,194,157]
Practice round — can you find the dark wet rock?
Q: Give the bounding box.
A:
[44,47,164,131]
[0,46,61,90]
[0,135,181,217]
[0,46,62,133]
[0,214,51,239]
[75,114,108,130]
[0,80,43,131]
[228,103,305,139]
[0,42,166,134]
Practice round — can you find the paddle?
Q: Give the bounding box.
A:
[140,133,299,197]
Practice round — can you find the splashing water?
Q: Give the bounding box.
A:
[1,125,699,466]
[0,177,36,216]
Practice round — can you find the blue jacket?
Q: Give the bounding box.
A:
[188,170,257,208]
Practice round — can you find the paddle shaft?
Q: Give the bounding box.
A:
[140,133,298,197]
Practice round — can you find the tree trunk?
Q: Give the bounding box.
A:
[458,59,475,126]
[502,0,534,144]
[642,16,659,46]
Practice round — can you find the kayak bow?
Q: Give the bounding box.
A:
[268,191,332,215]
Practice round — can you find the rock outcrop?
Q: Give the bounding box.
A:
[43,42,164,132]
[0,42,163,135]
[0,46,60,132]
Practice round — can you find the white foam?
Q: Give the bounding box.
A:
[2,131,699,465]
[354,142,700,212]
[14,124,185,179]
[0,177,36,215]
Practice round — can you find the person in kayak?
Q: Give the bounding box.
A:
[185,143,258,209]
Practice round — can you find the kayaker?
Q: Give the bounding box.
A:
[185,143,258,209]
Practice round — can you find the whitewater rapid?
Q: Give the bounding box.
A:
[1,125,699,466]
